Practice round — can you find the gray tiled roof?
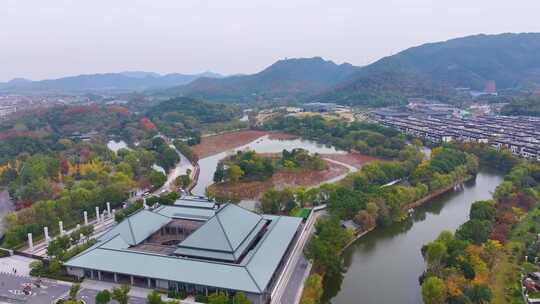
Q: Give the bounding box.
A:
[65,202,302,294]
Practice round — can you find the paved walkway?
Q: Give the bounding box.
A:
[0,256,33,276]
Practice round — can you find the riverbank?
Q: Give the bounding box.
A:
[337,174,475,255]
[207,159,349,201]
[320,170,503,304]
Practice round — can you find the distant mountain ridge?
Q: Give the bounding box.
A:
[166,33,540,105]
[0,71,223,93]
[164,57,360,102]
[315,33,540,105]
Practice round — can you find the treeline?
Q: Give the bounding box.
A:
[500,95,540,117]
[421,156,540,303]
[261,115,407,158]
[146,97,242,140]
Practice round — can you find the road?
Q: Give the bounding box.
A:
[270,207,322,304]
[0,189,14,237]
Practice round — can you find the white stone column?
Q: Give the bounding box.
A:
[27,233,33,251]
[97,271,102,281]
[59,221,64,235]
[84,211,88,225]
[44,227,49,243]
[130,275,134,285]
[114,273,118,283]
[106,202,111,217]
[147,278,151,288]
[95,207,100,223]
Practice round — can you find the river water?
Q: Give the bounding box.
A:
[191,135,345,197]
[322,170,503,304]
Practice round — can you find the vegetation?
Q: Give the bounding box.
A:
[299,274,323,304]
[213,149,325,184]
[263,115,407,158]
[95,290,111,304]
[420,153,540,303]
[501,95,540,117]
[146,97,242,140]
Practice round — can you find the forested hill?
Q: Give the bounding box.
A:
[164,57,360,102]
[0,71,222,93]
[315,33,540,106]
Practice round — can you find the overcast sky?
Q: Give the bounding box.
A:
[2,0,540,82]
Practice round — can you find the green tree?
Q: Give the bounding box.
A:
[213,163,225,183]
[146,290,163,304]
[95,290,111,304]
[469,200,496,221]
[465,283,492,304]
[208,292,228,304]
[227,164,244,184]
[111,285,130,304]
[421,277,447,304]
[455,219,492,245]
[69,283,81,300]
[149,171,167,189]
[232,292,251,304]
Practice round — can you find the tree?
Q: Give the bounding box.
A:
[175,174,191,190]
[149,171,166,189]
[421,277,447,304]
[469,200,496,221]
[80,225,94,240]
[465,283,492,304]
[227,165,244,184]
[425,241,448,275]
[111,285,130,304]
[146,290,163,304]
[213,163,225,183]
[208,292,228,304]
[233,292,251,304]
[95,290,111,304]
[455,220,492,245]
[69,283,81,300]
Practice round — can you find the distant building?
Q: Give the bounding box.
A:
[65,197,302,304]
[302,102,344,113]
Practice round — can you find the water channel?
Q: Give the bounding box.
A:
[322,170,504,304]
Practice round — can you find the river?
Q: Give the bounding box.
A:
[191,135,345,197]
[322,170,503,304]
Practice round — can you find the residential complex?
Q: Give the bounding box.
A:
[64,197,302,304]
[372,108,540,161]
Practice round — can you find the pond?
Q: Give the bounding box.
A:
[191,135,345,199]
[322,170,503,304]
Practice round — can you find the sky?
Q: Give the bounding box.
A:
[2,0,540,82]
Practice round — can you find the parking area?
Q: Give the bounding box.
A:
[0,272,69,304]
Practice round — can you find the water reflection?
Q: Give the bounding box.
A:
[322,170,502,304]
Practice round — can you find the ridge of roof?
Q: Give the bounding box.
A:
[126,217,137,245]
[214,209,235,253]
[244,266,263,293]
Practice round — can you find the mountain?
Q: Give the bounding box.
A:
[164,57,360,102]
[0,71,223,93]
[315,33,540,106]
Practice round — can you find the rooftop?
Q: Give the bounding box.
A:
[65,198,302,294]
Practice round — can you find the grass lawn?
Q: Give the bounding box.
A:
[491,249,522,304]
